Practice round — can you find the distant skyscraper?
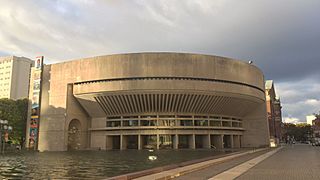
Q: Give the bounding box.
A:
[0,56,33,99]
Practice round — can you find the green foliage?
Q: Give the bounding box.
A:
[313,112,320,119]
[0,98,28,144]
[283,122,312,141]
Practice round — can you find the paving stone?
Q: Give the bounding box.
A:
[173,149,270,180]
[237,144,320,180]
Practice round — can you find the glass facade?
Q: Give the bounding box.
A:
[105,115,242,128]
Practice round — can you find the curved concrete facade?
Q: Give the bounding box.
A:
[35,53,269,151]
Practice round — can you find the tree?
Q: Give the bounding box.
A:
[313,112,320,119]
[282,123,312,141]
[0,98,28,145]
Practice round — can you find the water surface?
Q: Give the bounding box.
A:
[0,149,234,179]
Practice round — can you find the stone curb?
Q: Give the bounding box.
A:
[209,146,283,180]
[106,148,268,180]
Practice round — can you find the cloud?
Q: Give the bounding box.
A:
[0,0,319,123]
[305,99,320,106]
[276,79,320,122]
[283,117,300,124]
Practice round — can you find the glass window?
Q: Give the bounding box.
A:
[106,121,121,127]
[210,120,221,127]
[140,115,157,118]
[123,120,138,127]
[140,120,157,126]
[123,116,138,119]
[194,120,208,126]
[222,121,231,127]
[180,120,193,126]
[232,122,239,127]
[159,115,175,118]
[107,116,121,120]
[159,120,175,126]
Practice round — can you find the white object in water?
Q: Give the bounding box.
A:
[148,156,157,161]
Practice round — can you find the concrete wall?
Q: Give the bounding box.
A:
[242,102,270,147]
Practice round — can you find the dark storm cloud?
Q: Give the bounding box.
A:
[0,0,319,122]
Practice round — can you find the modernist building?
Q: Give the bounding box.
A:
[0,56,33,99]
[265,80,282,145]
[26,53,270,151]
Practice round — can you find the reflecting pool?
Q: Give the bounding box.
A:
[0,149,234,179]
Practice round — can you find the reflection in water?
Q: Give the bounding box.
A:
[0,150,233,179]
[68,119,81,150]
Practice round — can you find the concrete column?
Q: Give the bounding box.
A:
[174,134,179,149]
[189,134,195,149]
[203,135,210,149]
[120,135,127,150]
[120,135,123,150]
[233,135,240,148]
[138,134,141,150]
[221,134,224,149]
[156,134,160,150]
[106,136,112,150]
[230,135,234,148]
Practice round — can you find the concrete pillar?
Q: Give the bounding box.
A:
[174,134,178,149]
[156,134,160,150]
[120,135,128,150]
[221,134,224,149]
[106,136,112,150]
[138,134,141,150]
[203,135,210,149]
[189,134,195,149]
[230,135,234,148]
[120,135,123,150]
[233,135,240,148]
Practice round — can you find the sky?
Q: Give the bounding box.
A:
[0,0,319,123]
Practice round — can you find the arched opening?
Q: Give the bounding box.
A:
[68,119,81,150]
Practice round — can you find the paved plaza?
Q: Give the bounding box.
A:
[172,144,320,180]
[237,144,320,180]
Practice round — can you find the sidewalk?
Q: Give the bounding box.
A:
[112,144,319,180]
[173,148,272,180]
[128,148,270,180]
[236,144,320,180]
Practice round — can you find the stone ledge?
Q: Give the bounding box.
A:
[106,148,268,180]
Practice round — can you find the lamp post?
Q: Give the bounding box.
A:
[0,119,13,154]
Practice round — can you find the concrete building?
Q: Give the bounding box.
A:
[27,52,270,151]
[0,56,33,99]
[265,80,282,145]
[306,115,316,125]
